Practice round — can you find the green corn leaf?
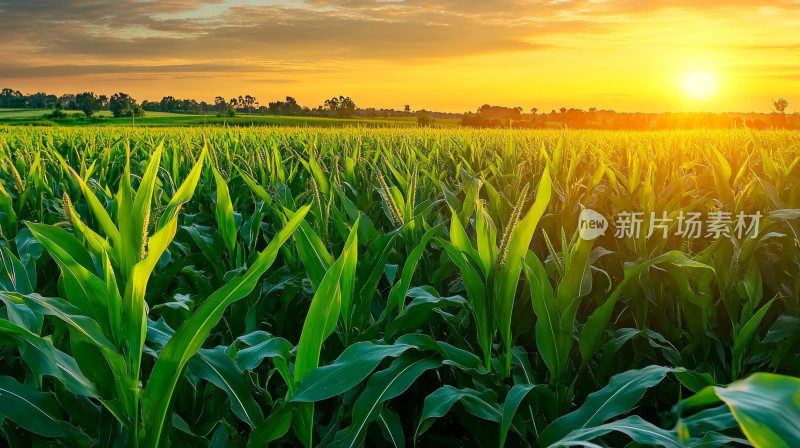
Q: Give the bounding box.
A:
[579,252,712,364]
[247,400,293,448]
[0,375,86,439]
[500,384,542,447]
[475,199,497,277]
[386,287,466,339]
[142,203,310,447]
[0,319,97,398]
[387,225,441,314]
[377,408,404,448]
[548,415,681,448]
[330,352,441,448]
[0,245,34,294]
[495,166,551,375]
[448,206,481,271]
[213,165,237,255]
[55,153,121,249]
[539,365,675,446]
[294,218,359,383]
[291,341,415,402]
[284,206,333,290]
[236,165,273,206]
[732,298,776,378]
[189,347,264,428]
[715,373,800,447]
[415,385,502,439]
[523,252,569,382]
[26,223,111,335]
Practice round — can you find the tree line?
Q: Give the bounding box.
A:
[461,101,799,130]
[2,88,795,129]
[0,88,462,122]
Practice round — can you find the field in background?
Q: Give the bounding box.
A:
[0,126,799,447]
[0,108,460,128]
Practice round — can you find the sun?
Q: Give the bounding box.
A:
[682,70,718,100]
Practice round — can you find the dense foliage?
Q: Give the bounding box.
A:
[0,126,799,447]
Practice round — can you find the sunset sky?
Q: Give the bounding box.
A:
[1,0,798,113]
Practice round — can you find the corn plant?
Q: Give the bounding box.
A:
[0,126,798,447]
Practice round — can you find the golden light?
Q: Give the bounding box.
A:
[682,70,718,100]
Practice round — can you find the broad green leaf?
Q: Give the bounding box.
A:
[386,287,465,339]
[248,400,293,448]
[0,375,85,439]
[377,408,404,448]
[291,341,414,402]
[294,218,359,384]
[494,166,551,375]
[387,225,440,313]
[331,352,441,448]
[549,415,681,448]
[715,373,800,448]
[189,347,264,428]
[213,166,237,254]
[142,203,310,447]
[539,365,674,446]
[415,385,501,439]
[523,253,568,382]
[500,384,542,447]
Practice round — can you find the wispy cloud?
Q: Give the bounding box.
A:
[1,0,798,111]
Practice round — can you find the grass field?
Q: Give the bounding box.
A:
[0,125,799,447]
[0,108,459,128]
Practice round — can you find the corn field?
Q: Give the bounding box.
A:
[0,125,799,447]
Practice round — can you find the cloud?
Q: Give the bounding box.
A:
[1,0,799,108]
[0,0,591,71]
[0,62,331,78]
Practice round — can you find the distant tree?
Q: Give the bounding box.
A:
[109,92,134,117]
[243,95,257,113]
[339,96,356,117]
[559,107,567,114]
[283,97,302,115]
[216,97,236,117]
[214,96,227,113]
[268,96,303,116]
[28,92,50,109]
[160,96,177,112]
[59,94,77,110]
[404,104,411,113]
[74,92,103,117]
[324,96,357,117]
[324,96,340,113]
[530,107,538,115]
[477,105,522,120]
[141,100,158,111]
[0,88,24,108]
[109,92,143,124]
[774,98,789,114]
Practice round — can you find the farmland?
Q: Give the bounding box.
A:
[0,109,460,128]
[0,125,799,447]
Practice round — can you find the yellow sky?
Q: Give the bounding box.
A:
[0,0,798,113]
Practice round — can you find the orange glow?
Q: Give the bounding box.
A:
[683,71,719,100]
[0,2,798,113]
